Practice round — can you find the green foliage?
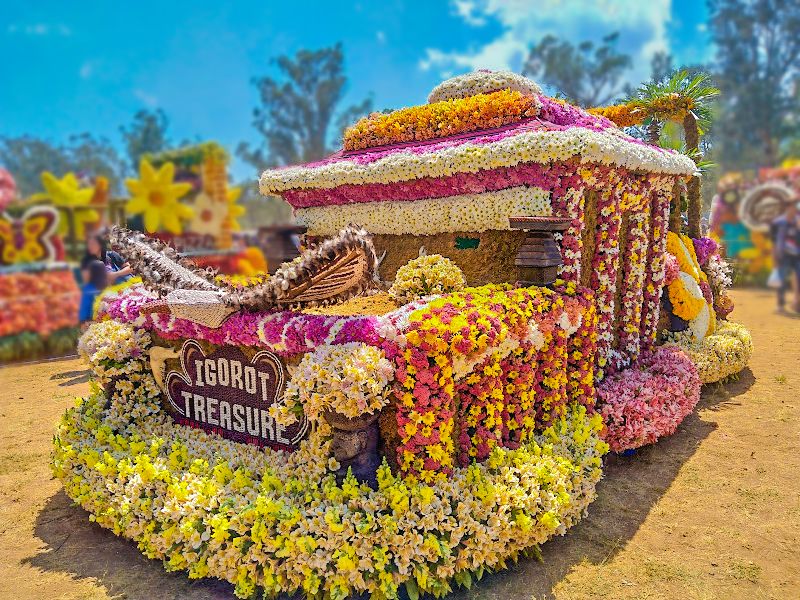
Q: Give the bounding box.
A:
[144,141,228,170]
[630,69,719,134]
[0,134,125,197]
[709,0,800,168]
[237,43,372,170]
[522,32,632,107]
[120,109,171,171]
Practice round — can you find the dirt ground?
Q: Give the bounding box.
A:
[0,288,798,600]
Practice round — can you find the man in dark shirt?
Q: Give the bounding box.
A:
[771,202,800,313]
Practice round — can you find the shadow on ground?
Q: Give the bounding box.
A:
[50,370,90,387]
[26,371,754,600]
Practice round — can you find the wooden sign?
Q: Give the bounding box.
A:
[165,340,308,450]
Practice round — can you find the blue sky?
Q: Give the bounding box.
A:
[1,1,712,182]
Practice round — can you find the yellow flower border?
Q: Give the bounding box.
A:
[343,90,540,151]
[667,321,753,384]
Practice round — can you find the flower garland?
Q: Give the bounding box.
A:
[640,189,671,348]
[427,70,543,103]
[589,187,622,375]
[391,284,596,481]
[53,320,607,599]
[598,346,701,453]
[275,343,394,423]
[616,210,649,365]
[388,254,466,304]
[667,321,753,384]
[295,185,552,236]
[344,90,541,151]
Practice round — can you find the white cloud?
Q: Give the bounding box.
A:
[421,0,672,96]
[452,0,489,26]
[134,89,159,108]
[6,23,72,36]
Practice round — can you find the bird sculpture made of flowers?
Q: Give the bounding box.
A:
[110,225,379,327]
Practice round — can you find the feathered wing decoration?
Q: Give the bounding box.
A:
[226,225,379,310]
[110,225,378,327]
[110,227,220,295]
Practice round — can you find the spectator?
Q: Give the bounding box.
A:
[79,260,108,323]
[81,233,133,284]
[771,201,800,313]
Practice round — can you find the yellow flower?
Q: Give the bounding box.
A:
[125,160,193,234]
[33,171,99,238]
[188,192,228,236]
[226,186,246,231]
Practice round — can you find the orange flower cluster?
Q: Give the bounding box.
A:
[0,269,79,337]
[647,93,695,121]
[587,104,645,128]
[343,89,540,151]
[589,94,696,128]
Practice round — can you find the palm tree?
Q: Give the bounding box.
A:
[629,71,719,237]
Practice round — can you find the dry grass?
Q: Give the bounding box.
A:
[0,289,798,599]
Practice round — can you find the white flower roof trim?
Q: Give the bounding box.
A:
[427,70,543,103]
[260,127,697,194]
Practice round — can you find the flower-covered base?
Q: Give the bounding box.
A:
[667,321,753,384]
[53,392,605,600]
[598,346,701,453]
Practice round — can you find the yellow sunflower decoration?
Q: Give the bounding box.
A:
[125,160,193,234]
[32,172,99,238]
[226,186,246,231]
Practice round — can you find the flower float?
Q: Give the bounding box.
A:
[55,288,607,599]
[125,159,194,234]
[52,70,753,599]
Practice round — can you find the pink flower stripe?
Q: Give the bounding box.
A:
[284,159,664,209]
[598,346,701,453]
[100,287,384,357]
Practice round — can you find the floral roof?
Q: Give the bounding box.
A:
[259,71,696,202]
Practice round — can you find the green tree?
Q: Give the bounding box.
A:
[237,43,372,170]
[709,0,800,169]
[0,134,125,197]
[120,109,171,171]
[522,32,632,107]
[629,70,719,237]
